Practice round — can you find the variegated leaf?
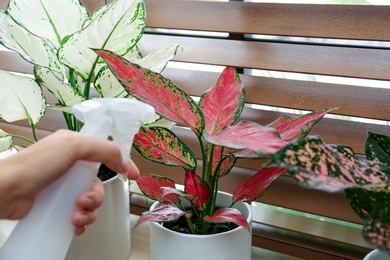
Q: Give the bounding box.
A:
[185,171,211,211]
[208,145,237,177]
[134,203,187,229]
[94,44,179,98]
[203,208,250,232]
[7,0,90,49]
[267,108,335,142]
[0,129,12,152]
[0,70,45,124]
[136,175,179,203]
[366,131,390,167]
[134,44,180,73]
[204,121,287,155]
[0,11,63,74]
[34,66,85,110]
[233,167,285,203]
[363,202,390,252]
[199,67,245,135]
[59,0,145,79]
[133,127,197,170]
[267,136,390,192]
[96,49,204,135]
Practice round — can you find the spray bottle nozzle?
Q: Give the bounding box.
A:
[72,98,155,162]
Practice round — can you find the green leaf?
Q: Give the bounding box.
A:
[0,11,63,73]
[0,129,13,152]
[58,0,146,79]
[34,66,85,112]
[7,0,90,49]
[133,127,197,170]
[0,70,45,124]
[366,131,390,167]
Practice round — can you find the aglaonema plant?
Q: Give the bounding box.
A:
[96,48,334,234]
[0,0,178,152]
[266,132,390,253]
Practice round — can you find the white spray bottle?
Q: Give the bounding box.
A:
[0,98,155,260]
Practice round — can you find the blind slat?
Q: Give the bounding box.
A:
[145,0,390,41]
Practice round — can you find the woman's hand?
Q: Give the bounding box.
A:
[0,129,140,235]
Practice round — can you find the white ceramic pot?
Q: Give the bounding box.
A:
[65,175,131,260]
[149,191,253,260]
[364,249,390,260]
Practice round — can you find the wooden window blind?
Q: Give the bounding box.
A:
[1,0,389,258]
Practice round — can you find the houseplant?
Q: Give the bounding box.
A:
[266,131,390,257]
[96,48,334,259]
[0,0,178,259]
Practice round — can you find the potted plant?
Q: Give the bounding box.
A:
[0,0,178,259]
[95,48,334,259]
[266,131,390,258]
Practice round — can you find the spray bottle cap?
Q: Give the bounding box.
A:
[72,98,155,162]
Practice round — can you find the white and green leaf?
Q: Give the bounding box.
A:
[7,0,90,49]
[0,70,45,124]
[134,44,180,73]
[58,0,146,79]
[34,66,85,113]
[0,129,13,152]
[0,11,63,74]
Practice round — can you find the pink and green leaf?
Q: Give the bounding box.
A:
[134,127,197,170]
[365,131,390,166]
[266,136,390,192]
[199,67,245,135]
[136,175,179,203]
[204,121,287,155]
[134,203,187,229]
[268,108,335,142]
[185,171,211,211]
[208,145,237,177]
[203,208,250,232]
[233,167,285,203]
[95,49,204,135]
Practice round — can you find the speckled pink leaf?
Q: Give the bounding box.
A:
[134,203,186,229]
[268,108,335,142]
[134,127,197,170]
[203,208,250,232]
[96,49,204,135]
[267,136,390,192]
[136,175,179,203]
[233,167,285,203]
[199,67,245,135]
[204,121,287,155]
[185,171,211,211]
[208,145,237,177]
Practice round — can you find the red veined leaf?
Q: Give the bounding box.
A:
[136,175,179,203]
[199,67,245,135]
[134,203,187,229]
[204,121,287,155]
[208,145,237,177]
[185,171,211,211]
[134,127,197,170]
[268,107,335,142]
[267,136,390,192]
[203,208,250,232]
[233,167,285,203]
[95,49,204,135]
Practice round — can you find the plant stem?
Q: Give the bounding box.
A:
[198,135,208,181]
[11,135,35,144]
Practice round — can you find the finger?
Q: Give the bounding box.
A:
[76,178,104,210]
[72,210,97,230]
[121,159,140,180]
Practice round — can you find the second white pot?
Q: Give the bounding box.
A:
[65,175,131,260]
